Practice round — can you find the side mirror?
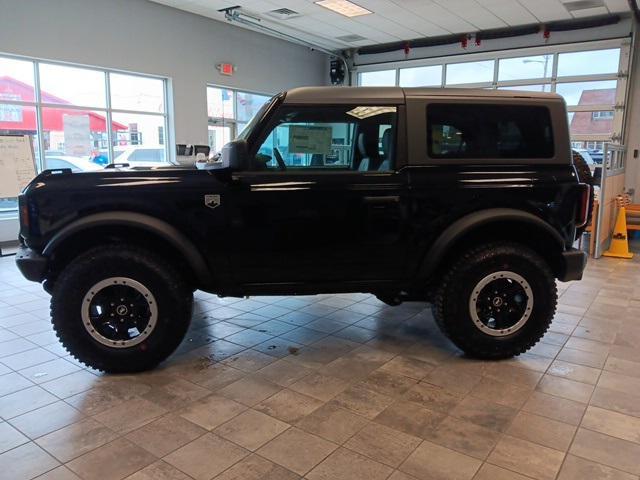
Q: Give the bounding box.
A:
[219,140,249,171]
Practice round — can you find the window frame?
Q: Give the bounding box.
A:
[206,85,272,145]
[356,38,630,147]
[0,53,172,173]
[246,103,403,173]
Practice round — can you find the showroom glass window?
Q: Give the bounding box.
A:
[358,42,627,154]
[0,54,170,216]
[253,105,396,171]
[207,87,270,154]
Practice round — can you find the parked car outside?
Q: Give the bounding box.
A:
[45,155,103,173]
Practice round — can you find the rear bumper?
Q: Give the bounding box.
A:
[558,248,587,282]
[15,246,48,282]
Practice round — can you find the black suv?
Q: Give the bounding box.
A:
[15,87,590,372]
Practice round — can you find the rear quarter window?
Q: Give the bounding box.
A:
[427,103,554,159]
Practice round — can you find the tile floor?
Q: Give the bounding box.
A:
[1,253,640,480]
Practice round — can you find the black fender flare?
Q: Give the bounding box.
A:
[418,208,565,278]
[42,211,213,286]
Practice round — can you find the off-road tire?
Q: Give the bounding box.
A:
[572,150,595,234]
[433,242,556,359]
[51,246,193,372]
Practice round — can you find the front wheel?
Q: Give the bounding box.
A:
[432,242,556,359]
[51,246,193,372]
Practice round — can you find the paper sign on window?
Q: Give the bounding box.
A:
[288,125,332,155]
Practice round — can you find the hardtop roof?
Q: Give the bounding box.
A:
[282,86,563,104]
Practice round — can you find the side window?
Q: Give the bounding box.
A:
[427,103,554,159]
[45,159,78,172]
[253,105,397,171]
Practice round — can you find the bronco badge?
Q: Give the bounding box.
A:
[204,194,221,209]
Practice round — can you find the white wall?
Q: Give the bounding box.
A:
[0,0,328,146]
[624,20,640,197]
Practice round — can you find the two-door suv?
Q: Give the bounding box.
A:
[15,87,590,372]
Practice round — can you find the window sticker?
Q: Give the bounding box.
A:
[288,125,332,154]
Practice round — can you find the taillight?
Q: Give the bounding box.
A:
[575,183,591,228]
[18,196,29,232]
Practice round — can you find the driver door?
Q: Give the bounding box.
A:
[224,104,410,287]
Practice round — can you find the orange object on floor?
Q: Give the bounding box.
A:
[603,206,634,259]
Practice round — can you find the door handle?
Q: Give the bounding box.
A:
[363,195,400,205]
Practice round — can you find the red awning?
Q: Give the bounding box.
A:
[0,76,126,132]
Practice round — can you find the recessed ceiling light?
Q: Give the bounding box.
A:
[315,0,372,18]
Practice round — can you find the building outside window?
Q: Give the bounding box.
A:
[357,42,628,155]
[0,54,170,215]
[207,86,271,154]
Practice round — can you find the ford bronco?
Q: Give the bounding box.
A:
[15,87,590,372]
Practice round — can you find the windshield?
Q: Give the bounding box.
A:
[236,95,277,141]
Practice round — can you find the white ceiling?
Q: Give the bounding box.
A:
[148,0,630,50]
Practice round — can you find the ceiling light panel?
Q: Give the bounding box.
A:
[315,0,373,17]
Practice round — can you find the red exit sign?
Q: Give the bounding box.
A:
[217,63,235,76]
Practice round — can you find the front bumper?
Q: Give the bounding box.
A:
[15,245,48,282]
[558,248,587,282]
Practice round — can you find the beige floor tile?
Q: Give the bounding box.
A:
[219,376,282,406]
[483,362,543,388]
[93,397,167,434]
[124,460,191,480]
[179,394,246,430]
[221,349,278,372]
[423,366,482,395]
[522,391,586,426]
[450,395,518,432]
[125,414,207,457]
[36,465,82,480]
[507,411,576,451]
[9,401,84,440]
[590,386,640,419]
[403,381,464,414]
[358,370,418,397]
[378,355,434,380]
[0,421,28,454]
[296,402,367,444]
[255,359,313,387]
[212,453,299,480]
[604,357,640,379]
[344,422,421,468]
[290,372,350,402]
[488,435,565,480]
[36,418,118,462]
[255,388,323,423]
[66,439,156,480]
[40,370,102,398]
[548,359,602,385]
[400,440,481,480]
[581,406,640,444]
[375,400,444,439]
[570,428,640,475]
[537,374,594,403]
[473,463,532,480]
[557,454,638,480]
[164,433,249,480]
[429,415,501,460]
[598,371,640,397]
[0,385,58,419]
[332,383,395,419]
[139,377,210,410]
[0,442,59,480]
[256,427,337,476]
[307,447,393,480]
[469,377,532,409]
[557,347,608,369]
[215,409,289,450]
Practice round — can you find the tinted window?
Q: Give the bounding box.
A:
[255,106,397,171]
[427,104,554,159]
[129,148,163,162]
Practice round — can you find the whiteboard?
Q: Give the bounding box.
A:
[0,135,37,198]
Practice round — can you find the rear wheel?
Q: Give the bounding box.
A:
[433,241,556,359]
[51,246,193,372]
